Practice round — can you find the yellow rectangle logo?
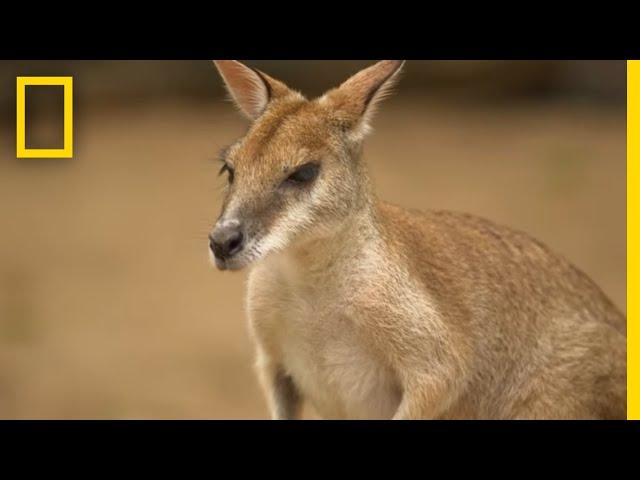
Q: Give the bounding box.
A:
[16,76,73,158]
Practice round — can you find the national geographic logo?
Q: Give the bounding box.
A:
[16,76,73,158]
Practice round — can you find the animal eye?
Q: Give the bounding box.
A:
[219,163,234,184]
[285,163,320,185]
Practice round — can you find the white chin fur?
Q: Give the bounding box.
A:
[209,205,310,272]
[208,238,273,272]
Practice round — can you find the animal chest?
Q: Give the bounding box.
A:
[258,286,402,419]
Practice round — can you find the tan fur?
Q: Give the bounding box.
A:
[211,60,626,419]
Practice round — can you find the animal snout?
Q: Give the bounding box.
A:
[209,221,245,260]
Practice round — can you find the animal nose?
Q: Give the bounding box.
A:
[209,223,245,260]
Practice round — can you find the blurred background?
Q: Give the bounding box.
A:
[0,61,626,418]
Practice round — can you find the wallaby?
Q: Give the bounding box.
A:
[208,60,626,419]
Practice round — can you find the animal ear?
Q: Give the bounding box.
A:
[324,60,404,138]
[213,60,292,120]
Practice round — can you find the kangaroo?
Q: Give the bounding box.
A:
[208,60,626,419]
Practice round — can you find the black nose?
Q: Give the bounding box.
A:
[209,224,244,260]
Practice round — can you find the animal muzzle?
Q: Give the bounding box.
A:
[209,219,245,263]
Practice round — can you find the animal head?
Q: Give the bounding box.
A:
[209,60,404,270]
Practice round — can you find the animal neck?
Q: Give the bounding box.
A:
[285,196,383,276]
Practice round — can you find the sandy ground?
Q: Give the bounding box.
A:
[0,98,626,418]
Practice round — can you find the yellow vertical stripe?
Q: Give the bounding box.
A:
[63,77,73,158]
[628,60,639,420]
[16,77,25,156]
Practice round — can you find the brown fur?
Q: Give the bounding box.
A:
[209,60,626,419]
